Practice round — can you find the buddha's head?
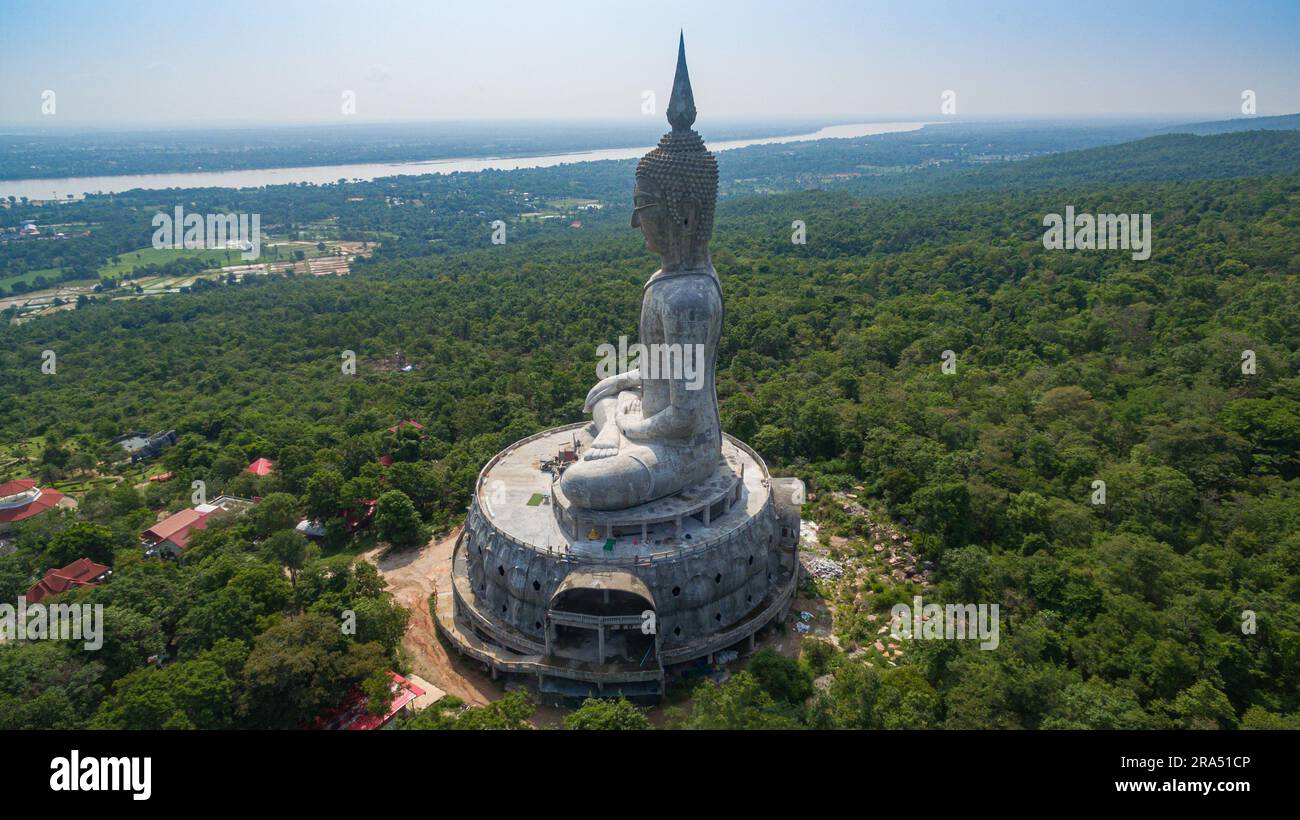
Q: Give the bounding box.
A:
[633,33,717,270]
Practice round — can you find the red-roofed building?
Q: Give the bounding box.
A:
[0,479,73,531]
[26,557,111,603]
[315,672,425,730]
[246,457,274,476]
[387,420,424,434]
[344,499,378,532]
[142,508,210,558]
[142,496,255,559]
[381,421,425,466]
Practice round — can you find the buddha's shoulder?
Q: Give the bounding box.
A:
[650,286,721,317]
[645,268,722,299]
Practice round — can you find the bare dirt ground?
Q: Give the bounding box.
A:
[361,528,493,706]
[769,594,834,658]
[360,528,566,727]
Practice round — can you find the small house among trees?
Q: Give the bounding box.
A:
[26,557,111,603]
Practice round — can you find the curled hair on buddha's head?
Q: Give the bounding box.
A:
[636,32,718,249]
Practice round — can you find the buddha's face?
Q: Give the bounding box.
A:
[631,177,672,256]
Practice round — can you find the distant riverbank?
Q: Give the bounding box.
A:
[0,122,927,201]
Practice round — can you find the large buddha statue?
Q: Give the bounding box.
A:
[559,34,723,512]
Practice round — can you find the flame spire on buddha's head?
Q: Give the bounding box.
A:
[666,30,697,131]
[634,32,718,263]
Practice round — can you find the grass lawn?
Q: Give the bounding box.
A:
[546,197,601,209]
[100,242,335,280]
[0,267,63,290]
[98,246,245,279]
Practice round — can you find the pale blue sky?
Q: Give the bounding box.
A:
[1,0,1297,125]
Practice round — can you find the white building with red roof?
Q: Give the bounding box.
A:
[142,508,210,558]
[0,479,74,532]
[143,495,255,558]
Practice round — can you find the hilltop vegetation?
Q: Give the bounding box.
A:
[0,126,1298,729]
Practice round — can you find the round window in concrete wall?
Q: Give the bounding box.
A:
[674,626,681,636]
[532,580,541,591]
[672,586,681,597]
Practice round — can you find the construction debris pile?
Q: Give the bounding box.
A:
[539,445,579,478]
[804,556,844,580]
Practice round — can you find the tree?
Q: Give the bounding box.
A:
[1042,678,1154,729]
[263,529,314,587]
[374,490,423,548]
[564,698,651,730]
[349,595,409,656]
[405,691,535,730]
[875,666,941,729]
[68,451,97,474]
[670,672,801,729]
[97,606,166,680]
[905,481,971,550]
[248,492,300,538]
[941,545,990,601]
[239,613,389,729]
[109,483,144,517]
[747,648,814,705]
[1239,706,1300,730]
[362,669,395,717]
[41,441,70,469]
[211,453,243,482]
[91,658,238,730]
[46,522,116,568]
[304,467,344,521]
[1168,680,1237,729]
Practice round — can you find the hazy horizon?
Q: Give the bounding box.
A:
[2,0,1298,125]
[0,114,1244,134]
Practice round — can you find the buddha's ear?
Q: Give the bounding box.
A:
[679,197,700,230]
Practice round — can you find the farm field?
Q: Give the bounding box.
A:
[0,267,61,290]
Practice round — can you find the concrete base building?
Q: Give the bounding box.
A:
[436,425,802,698]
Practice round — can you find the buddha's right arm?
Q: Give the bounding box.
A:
[618,368,642,390]
[584,369,641,411]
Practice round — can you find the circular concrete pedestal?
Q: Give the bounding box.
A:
[434,423,804,698]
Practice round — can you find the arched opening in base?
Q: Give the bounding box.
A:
[546,571,658,667]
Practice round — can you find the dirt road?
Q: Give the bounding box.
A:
[361,528,566,726]
[361,528,497,707]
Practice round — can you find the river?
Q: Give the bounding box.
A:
[0,121,927,200]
